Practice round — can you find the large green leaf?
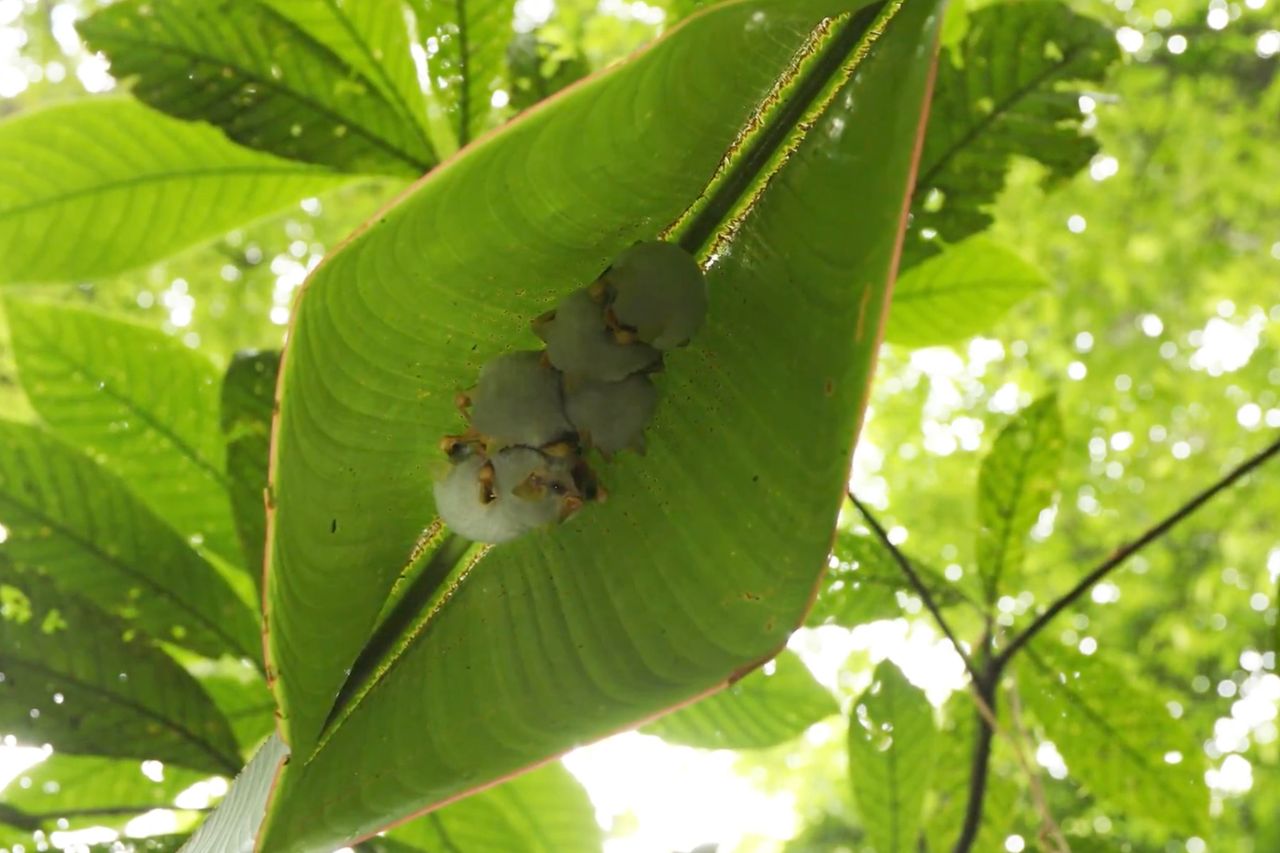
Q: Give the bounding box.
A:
[7,299,243,572]
[184,734,288,853]
[380,762,601,853]
[884,236,1048,347]
[265,0,893,759]
[0,421,259,662]
[79,0,435,177]
[221,350,282,588]
[0,755,206,844]
[1020,644,1208,834]
[408,0,513,147]
[0,98,346,284]
[975,394,1063,603]
[643,650,837,749]
[257,0,942,845]
[0,575,242,775]
[901,1,1116,269]
[847,661,938,853]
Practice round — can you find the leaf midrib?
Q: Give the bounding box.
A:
[894,275,1042,303]
[0,165,337,223]
[317,0,434,147]
[0,488,254,660]
[456,0,473,145]
[982,408,1047,602]
[91,24,432,174]
[1025,650,1194,808]
[913,40,1096,196]
[0,654,239,775]
[674,2,889,254]
[17,318,231,490]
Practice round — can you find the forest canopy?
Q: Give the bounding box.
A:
[0,0,1277,851]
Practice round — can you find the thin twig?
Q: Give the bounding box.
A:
[1005,677,1069,853]
[951,671,997,853]
[847,491,982,684]
[995,432,1280,669]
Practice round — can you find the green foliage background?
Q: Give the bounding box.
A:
[0,0,1277,851]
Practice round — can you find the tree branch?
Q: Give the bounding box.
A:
[847,491,983,684]
[951,667,997,853]
[995,432,1280,669]
[947,433,1280,853]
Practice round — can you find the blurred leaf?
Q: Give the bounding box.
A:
[662,0,715,21]
[0,574,242,775]
[0,421,259,662]
[184,734,288,853]
[975,394,1064,603]
[0,755,206,842]
[644,651,837,749]
[381,762,601,853]
[221,350,281,588]
[0,98,346,284]
[847,661,937,853]
[408,0,513,145]
[79,0,435,176]
[781,815,863,853]
[885,237,1048,347]
[808,530,968,628]
[808,531,903,628]
[193,659,277,751]
[7,299,243,574]
[84,836,190,852]
[1019,643,1209,835]
[258,0,942,847]
[902,1,1117,268]
[507,32,590,112]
